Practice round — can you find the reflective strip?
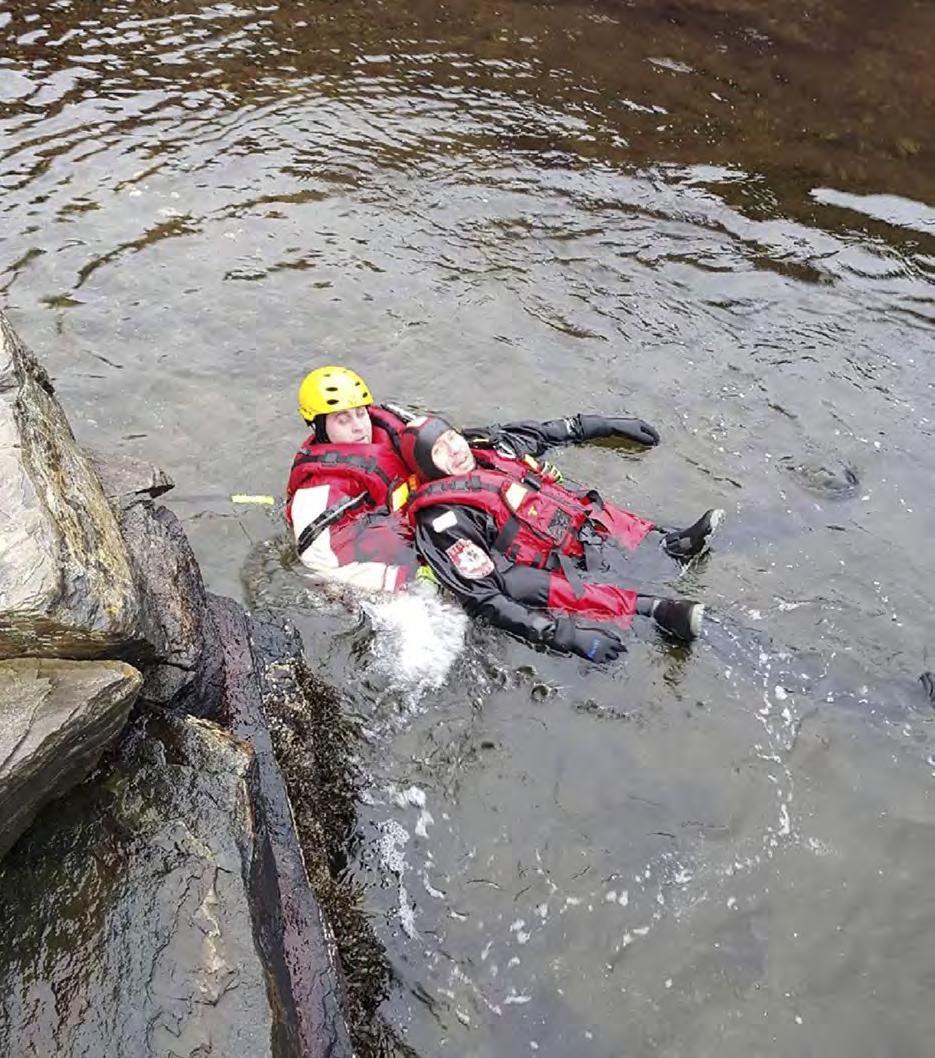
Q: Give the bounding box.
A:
[504,482,528,511]
[432,511,458,532]
[390,481,410,511]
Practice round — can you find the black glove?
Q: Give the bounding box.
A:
[577,414,659,447]
[550,616,626,663]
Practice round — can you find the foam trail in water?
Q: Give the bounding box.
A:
[363,588,469,702]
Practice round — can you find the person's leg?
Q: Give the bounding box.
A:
[546,577,638,628]
[652,508,725,561]
[544,578,705,642]
[636,595,705,640]
[586,502,656,552]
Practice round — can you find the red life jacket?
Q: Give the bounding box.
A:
[367,403,412,459]
[408,466,594,569]
[288,403,413,508]
[287,405,416,552]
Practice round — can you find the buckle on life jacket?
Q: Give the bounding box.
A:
[577,519,603,547]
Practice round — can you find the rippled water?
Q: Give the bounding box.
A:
[3,1,935,1055]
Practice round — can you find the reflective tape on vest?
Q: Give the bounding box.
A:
[390,481,410,511]
[504,482,528,511]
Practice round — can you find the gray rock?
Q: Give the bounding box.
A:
[119,503,208,706]
[0,657,142,859]
[0,712,277,1058]
[85,446,175,507]
[0,311,147,660]
[210,594,355,1057]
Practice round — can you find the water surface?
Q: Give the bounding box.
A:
[2,1,935,1055]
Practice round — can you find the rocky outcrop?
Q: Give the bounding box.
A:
[0,658,142,858]
[0,713,278,1057]
[85,446,174,506]
[120,501,211,706]
[0,310,357,1056]
[88,445,222,710]
[0,646,355,1058]
[0,313,148,660]
[209,595,356,1058]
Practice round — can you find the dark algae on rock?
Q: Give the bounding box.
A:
[251,612,421,1058]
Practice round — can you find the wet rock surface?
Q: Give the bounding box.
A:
[0,311,147,660]
[0,712,275,1058]
[122,503,210,707]
[86,445,175,506]
[0,607,357,1058]
[84,440,210,707]
[0,657,141,859]
[209,594,356,1058]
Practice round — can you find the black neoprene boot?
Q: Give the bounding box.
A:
[662,508,724,561]
[637,596,705,641]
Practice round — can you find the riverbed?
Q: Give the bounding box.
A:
[2,1,934,1054]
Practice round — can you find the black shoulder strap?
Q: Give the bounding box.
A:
[296,492,369,555]
[413,474,500,503]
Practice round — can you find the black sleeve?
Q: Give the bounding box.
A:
[462,416,582,459]
[413,505,556,645]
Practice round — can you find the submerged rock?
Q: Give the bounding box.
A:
[0,312,148,660]
[778,453,860,499]
[0,713,279,1057]
[0,657,141,859]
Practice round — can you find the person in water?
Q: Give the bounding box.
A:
[399,415,724,661]
[286,364,665,592]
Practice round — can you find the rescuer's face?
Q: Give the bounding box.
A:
[325,405,372,444]
[431,429,475,475]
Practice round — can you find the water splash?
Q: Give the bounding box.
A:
[362,588,469,704]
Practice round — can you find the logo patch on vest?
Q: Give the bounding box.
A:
[446,538,495,579]
[547,509,572,542]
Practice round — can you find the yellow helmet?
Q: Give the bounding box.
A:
[298,366,373,421]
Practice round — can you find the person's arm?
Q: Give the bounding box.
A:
[463,413,659,459]
[414,506,624,661]
[288,478,417,592]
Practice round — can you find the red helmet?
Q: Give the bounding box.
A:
[400,415,455,481]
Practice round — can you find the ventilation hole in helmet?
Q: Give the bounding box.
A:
[326,398,339,405]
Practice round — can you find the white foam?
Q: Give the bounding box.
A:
[364,589,469,701]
